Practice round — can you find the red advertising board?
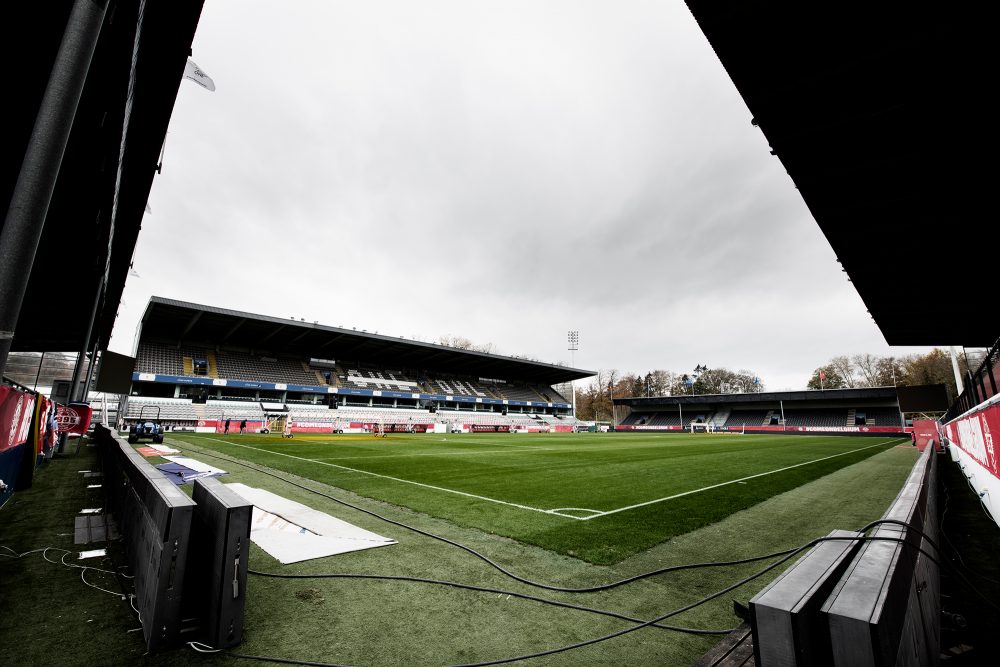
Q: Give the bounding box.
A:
[616,424,907,433]
[55,403,93,435]
[945,402,1000,481]
[615,425,683,431]
[0,385,35,452]
[471,424,510,433]
[911,419,941,451]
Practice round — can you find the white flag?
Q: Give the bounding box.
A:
[184,58,216,91]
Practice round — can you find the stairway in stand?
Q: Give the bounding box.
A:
[710,407,731,428]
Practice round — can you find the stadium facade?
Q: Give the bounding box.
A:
[125,296,594,434]
[614,387,913,435]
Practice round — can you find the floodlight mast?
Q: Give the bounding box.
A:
[568,331,579,418]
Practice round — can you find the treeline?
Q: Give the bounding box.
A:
[569,348,966,422]
[572,366,762,422]
[807,349,966,400]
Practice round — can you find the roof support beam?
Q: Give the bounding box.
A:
[0,0,108,376]
[256,324,285,347]
[219,318,246,345]
[177,311,203,345]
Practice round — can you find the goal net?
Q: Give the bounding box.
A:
[689,422,714,433]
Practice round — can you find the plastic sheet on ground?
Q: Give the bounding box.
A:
[161,456,227,475]
[156,461,227,485]
[225,482,396,564]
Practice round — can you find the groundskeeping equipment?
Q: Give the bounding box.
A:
[128,405,164,444]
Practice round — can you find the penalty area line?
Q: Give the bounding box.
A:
[581,438,904,521]
[201,437,579,520]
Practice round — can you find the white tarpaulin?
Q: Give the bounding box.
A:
[225,483,396,564]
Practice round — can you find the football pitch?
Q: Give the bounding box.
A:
[172,432,906,564]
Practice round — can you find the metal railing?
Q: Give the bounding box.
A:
[943,337,1000,422]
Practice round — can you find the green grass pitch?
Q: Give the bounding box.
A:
[172,432,906,564]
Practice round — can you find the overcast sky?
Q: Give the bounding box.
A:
[109,0,931,391]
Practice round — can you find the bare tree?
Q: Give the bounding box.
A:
[852,353,882,387]
[437,335,496,354]
[875,356,901,386]
[829,355,858,388]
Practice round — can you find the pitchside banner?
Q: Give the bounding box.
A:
[945,401,1000,481]
[471,424,511,433]
[0,385,36,453]
[616,425,908,433]
[616,425,683,431]
[55,403,93,435]
[1,386,36,507]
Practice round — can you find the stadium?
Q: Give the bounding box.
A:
[1,2,997,667]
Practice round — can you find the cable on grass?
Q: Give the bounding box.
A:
[129,594,143,623]
[184,440,1000,599]
[188,641,352,667]
[193,532,963,667]
[1,545,127,599]
[81,568,124,598]
[173,440,1000,662]
[247,569,736,636]
[0,545,47,558]
[179,442,801,592]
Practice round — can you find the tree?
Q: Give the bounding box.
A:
[808,349,966,402]
[899,348,966,402]
[828,356,858,388]
[807,364,845,389]
[437,335,496,354]
[852,353,886,387]
[875,356,903,386]
[648,370,676,396]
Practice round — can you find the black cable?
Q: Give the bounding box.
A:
[179,439,801,592]
[190,537,806,667]
[188,643,351,667]
[174,439,1000,663]
[201,534,960,667]
[248,568,736,636]
[450,533,966,667]
[186,440,1000,600]
[181,439,1000,610]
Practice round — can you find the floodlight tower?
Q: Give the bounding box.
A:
[568,331,579,417]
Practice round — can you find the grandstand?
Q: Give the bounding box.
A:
[2,1,997,665]
[615,387,909,434]
[126,297,593,432]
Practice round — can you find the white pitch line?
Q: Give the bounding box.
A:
[318,448,555,461]
[545,507,603,519]
[203,437,566,518]
[580,439,903,521]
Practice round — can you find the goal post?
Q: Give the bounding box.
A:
[689,422,713,434]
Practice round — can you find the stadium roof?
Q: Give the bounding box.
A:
[138,296,594,385]
[3,1,204,354]
[685,1,992,346]
[616,387,900,408]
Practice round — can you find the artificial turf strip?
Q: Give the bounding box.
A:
[0,437,918,667]
[172,433,904,564]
